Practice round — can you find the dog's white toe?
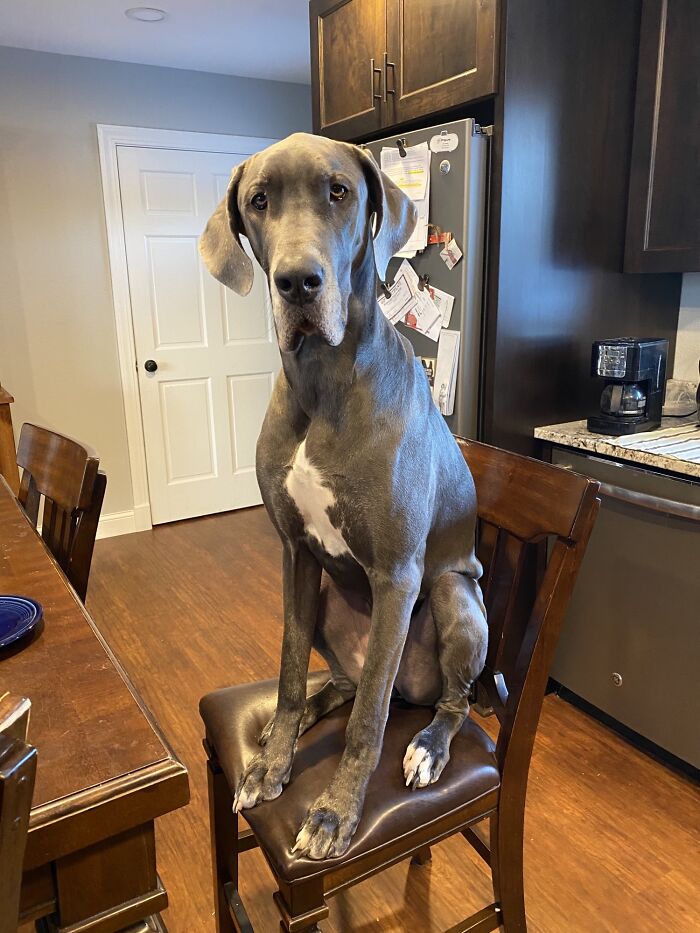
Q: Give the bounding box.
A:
[403,742,437,789]
[292,822,314,854]
[233,782,261,812]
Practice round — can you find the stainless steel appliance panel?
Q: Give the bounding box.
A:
[364,119,487,438]
[551,450,700,768]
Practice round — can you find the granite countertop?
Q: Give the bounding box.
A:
[534,380,700,480]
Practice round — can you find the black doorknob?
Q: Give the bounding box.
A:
[144,359,158,373]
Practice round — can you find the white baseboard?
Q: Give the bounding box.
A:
[97,503,152,539]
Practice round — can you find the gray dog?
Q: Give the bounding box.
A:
[200,133,488,861]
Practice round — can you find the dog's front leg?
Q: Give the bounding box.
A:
[293,573,419,859]
[234,541,321,811]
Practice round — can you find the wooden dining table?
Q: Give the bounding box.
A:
[0,475,190,931]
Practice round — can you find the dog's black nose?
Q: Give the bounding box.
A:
[274,263,324,305]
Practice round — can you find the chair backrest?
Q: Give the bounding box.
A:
[17,423,106,601]
[458,439,600,781]
[0,695,36,933]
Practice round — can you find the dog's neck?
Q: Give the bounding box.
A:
[279,240,408,426]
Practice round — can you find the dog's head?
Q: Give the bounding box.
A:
[199,133,417,352]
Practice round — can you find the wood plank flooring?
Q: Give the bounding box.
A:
[87,507,700,932]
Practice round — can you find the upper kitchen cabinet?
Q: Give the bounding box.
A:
[309,0,499,140]
[625,0,700,273]
[385,0,498,125]
[310,0,386,139]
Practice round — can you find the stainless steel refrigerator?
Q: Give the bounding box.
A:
[363,118,488,438]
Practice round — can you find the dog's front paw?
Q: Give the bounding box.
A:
[292,791,362,860]
[233,751,292,812]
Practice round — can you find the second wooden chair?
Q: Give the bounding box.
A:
[16,423,106,601]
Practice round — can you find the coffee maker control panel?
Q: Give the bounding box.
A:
[596,343,629,378]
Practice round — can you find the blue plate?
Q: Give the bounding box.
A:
[0,596,43,648]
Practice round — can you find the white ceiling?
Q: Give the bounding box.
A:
[0,0,311,84]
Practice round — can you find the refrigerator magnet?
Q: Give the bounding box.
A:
[430,131,459,153]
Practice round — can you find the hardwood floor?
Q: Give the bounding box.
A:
[87,508,700,932]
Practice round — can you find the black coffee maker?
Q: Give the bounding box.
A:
[587,337,668,435]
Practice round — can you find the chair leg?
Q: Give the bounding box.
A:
[274,879,329,933]
[490,803,527,933]
[411,845,432,865]
[207,757,239,933]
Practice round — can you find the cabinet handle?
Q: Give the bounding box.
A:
[599,481,700,523]
[370,58,382,102]
[384,52,396,102]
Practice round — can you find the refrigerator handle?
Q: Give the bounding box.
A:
[383,52,396,103]
[370,58,382,103]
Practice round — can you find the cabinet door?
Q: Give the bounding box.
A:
[310,0,386,140]
[385,0,498,125]
[625,0,700,273]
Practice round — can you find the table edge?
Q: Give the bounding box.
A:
[25,753,190,869]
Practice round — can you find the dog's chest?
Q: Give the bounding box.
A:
[285,440,352,558]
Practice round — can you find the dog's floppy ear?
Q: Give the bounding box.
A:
[356,146,418,281]
[199,162,254,296]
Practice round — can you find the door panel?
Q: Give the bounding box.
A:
[141,170,197,213]
[386,0,498,123]
[625,0,700,272]
[117,145,280,523]
[227,372,275,472]
[160,378,217,482]
[147,237,207,348]
[400,0,478,94]
[310,0,385,139]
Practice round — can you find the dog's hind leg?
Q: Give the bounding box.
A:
[403,572,488,789]
[259,617,357,746]
[259,678,354,746]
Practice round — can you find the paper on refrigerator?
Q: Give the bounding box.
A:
[433,329,460,416]
[427,284,455,328]
[380,142,431,257]
[377,260,442,341]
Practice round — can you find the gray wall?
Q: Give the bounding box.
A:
[0,46,311,517]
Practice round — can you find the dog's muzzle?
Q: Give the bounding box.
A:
[271,262,345,352]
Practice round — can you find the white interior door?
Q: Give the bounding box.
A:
[117,145,279,524]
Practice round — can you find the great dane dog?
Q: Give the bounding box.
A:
[200,133,488,861]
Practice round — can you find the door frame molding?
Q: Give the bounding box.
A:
[96,124,278,534]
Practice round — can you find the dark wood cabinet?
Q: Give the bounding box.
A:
[307,0,682,459]
[385,0,497,125]
[625,0,700,273]
[309,0,498,140]
[310,0,386,139]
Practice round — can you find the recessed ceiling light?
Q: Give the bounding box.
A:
[125,7,167,22]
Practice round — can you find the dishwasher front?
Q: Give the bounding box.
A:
[550,449,700,770]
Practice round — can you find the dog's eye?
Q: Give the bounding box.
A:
[330,183,348,202]
[251,192,268,211]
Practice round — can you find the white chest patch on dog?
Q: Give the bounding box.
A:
[285,440,352,558]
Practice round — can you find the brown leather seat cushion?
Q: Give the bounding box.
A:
[200,672,500,885]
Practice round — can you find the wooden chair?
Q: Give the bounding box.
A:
[16,423,106,602]
[0,695,37,933]
[199,439,600,932]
